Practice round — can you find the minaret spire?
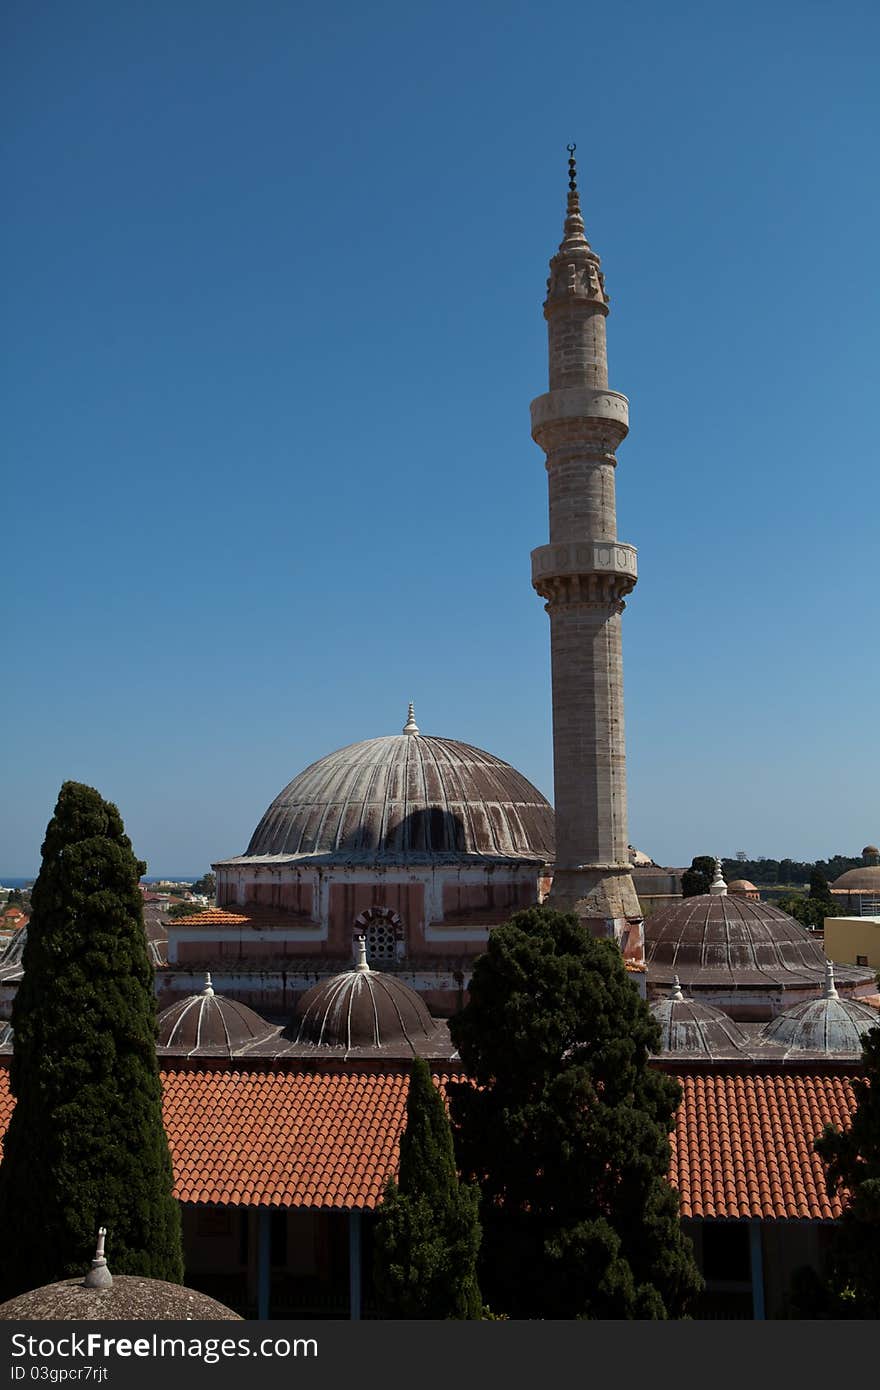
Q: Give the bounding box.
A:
[530,147,643,965]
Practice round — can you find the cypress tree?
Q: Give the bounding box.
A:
[448,906,703,1319]
[373,1056,482,1318]
[0,782,183,1297]
[812,1025,880,1315]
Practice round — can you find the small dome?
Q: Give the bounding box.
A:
[762,965,879,1054]
[0,1275,241,1321]
[242,727,555,864]
[650,979,748,1058]
[862,845,879,858]
[727,879,758,893]
[157,975,273,1051]
[832,865,880,892]
[288,940,438,1052]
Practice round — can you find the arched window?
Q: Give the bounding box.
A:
[353,907,403,964]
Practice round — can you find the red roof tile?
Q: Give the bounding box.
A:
[0,1066,858,1219]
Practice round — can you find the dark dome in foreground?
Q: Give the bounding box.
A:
[289,947,439,1052]
[157,977,273,1051]
[0,1275,241,1321]
[246,728,555,863]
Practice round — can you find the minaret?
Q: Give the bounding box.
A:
[531,146,643,960]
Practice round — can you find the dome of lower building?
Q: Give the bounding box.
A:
[727,879,759,894]
[830,865,880,892]
[0,1275,241,1321]
[287,939,439,1052]
[157,975,273,1051]
[644,880,876,1017]
[650,978,748,1058]
[761,964,879,1054]
[244,715,555,864]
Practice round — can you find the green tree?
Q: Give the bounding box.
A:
[809,868,834,908]
[191,872,216,898]
[4,889,23,907]
[0,782,183,1298]
[167,901,205,919]
[448,906,702,1319]
[373,1056,482,1319]
[682,855,715,897]
[805,1026,880,1316]
[776,891,843,931]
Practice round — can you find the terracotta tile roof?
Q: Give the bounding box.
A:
[167,907,320,931]
[0,1066,859,1219]
[671,1072,856,1221]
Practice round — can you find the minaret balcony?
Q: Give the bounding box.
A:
[530,386,629,451]
[531,540,638,601]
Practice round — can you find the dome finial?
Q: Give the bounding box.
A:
[402,702,420,735]
[202,972,214,996]
[354,934,370,972]
[560,142,588,250]
[671,975,684,1002]
[824,959,839,999]
[709,857,728,896]
[83,1227,112,1289]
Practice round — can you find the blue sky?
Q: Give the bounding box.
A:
[3,0,878,876]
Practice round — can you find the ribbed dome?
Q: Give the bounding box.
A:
[289,947,438,1052]
[762,966,879,1054]
[246,731,555,863]
[831,865,880,892]
[650,979,748,1057]
[0,1275,241,1322]
[158,976,273,1051]
[645,892,836,985]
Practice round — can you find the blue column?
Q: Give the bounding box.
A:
[349,1210,362,1321]
[749,1220,765,1320]
[257,1208,271,1321]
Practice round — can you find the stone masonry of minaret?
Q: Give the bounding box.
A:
[531,148,644,965]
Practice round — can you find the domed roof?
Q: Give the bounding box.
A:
[645,889,835,986]
[288,940,439,1053]
[831,865,880,892]
[0,1275,240,1322]
[650,978,748,1058]
[243,712,555,864]
[761,964,879,1055]
[157,975,273,1051]
[861,845,879,857]
[727,879,758,893]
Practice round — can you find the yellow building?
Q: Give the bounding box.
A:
[824,916,880,972]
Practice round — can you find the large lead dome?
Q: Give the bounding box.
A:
[246,727,555,863]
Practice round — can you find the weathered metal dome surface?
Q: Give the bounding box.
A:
[157,976,273,1052]
[288,947,439,1052]
[0,1275,241,1321]
[650,979,749,1058]
[761,966,879,1055]
[830,865,880,892]
[246,727,555,863]
[644,892,856,987]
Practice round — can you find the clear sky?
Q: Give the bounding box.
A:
[3,0,878,876]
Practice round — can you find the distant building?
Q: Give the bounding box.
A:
[824,915,880,972]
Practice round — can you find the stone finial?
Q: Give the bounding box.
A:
[824,960,839,999]
[402,702,420,735]
[202,972,214,996]
[709,858,728,896]
[354,935,370,973]
[83,1227,112,1289]
[670,975,684,1002]
[559,143,589,252]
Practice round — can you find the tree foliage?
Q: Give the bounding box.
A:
[447,906,702,1319]
[190,873,216,898]
[373,1056,482,1318]
[775,891,844,931]
[811,1026,880,1316]
[0,782,183,1298]
[167,901,205,919]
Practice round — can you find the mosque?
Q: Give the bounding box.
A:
[1,151,878,1320]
